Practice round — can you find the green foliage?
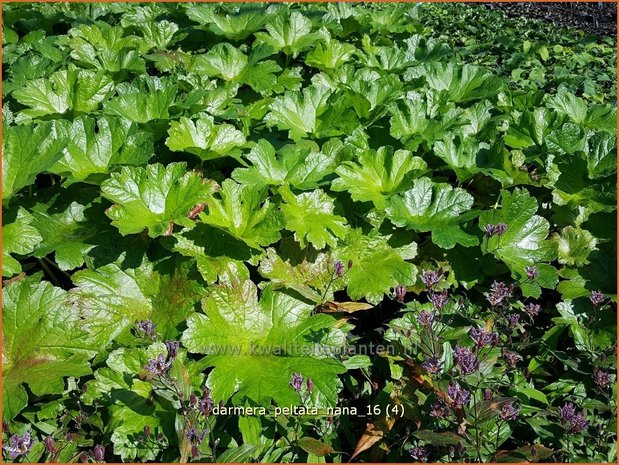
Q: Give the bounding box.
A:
[181,265,349,408]
[3,276,96,421]
[334,229,417,304]
[255,12,318,57]
[101,162,216,237]
[51,116,154,183]
[279,185,348,249]
[165,115,246,161]
[232,139,335,190]
[481,189,557,267]
[332,146,427,209]
[2,120,69,201]
[2,208,41,277]
[198,179,283,248]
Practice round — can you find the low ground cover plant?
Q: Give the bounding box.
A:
[1,2,617,463]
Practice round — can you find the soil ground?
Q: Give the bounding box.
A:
[484,2,617,37]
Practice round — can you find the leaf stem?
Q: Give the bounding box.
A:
[42,256,72,280]
[38,258,61,287]
[493,191,502,209]
[472,372,483,462]
[494,419,502,457]
[320,272,336,306]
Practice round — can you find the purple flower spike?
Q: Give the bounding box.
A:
[290,373,303,391]
[422,356,443,375]
[524,303,541,317]
[165,341,180,359]
[409,446,430,462]
[306,378,314,394]
[145,354,171,376]
[45,436,55,454]
[485,223,508,237]
[484,224,496,236]
[502,350,523,367]
[395,285,407,303]
[454,346,479,375]
[135,319,157,339]
[334,260,345,278]
[559,402,576,422]
[589,290,606,308]
[470,327,499,348]
[486,281,513,307]
[568,413,589,434]
[198,388,214,417]
[420,269,444,289]
[93,445,105,462]
[525,265,539,280]
[559,403,589,434]
[508,313,520,330]
[429,290,449,310]
[499,402,520,421]
[3,432,34,459]
[594,368,612,389]
[430,400,448,418]
[186,428,206,445]
[447,382,470,408]
[494,223,508,236]
[417,310,435,329]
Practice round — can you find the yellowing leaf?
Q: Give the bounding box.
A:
[320,301,374,313]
